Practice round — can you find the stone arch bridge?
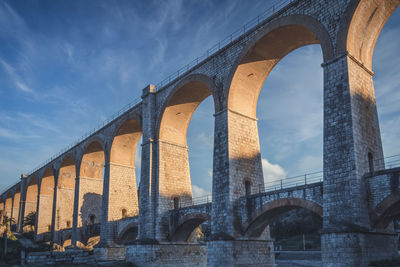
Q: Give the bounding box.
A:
[1,0,400,266]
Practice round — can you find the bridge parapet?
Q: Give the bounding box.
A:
[366,167,400,210]
[238,182,323,230]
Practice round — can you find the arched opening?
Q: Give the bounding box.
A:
[78,140,104,227]
[56,156,76,231]
[368,152,374,173]
[89,214,96,225]
[109,118,142,221]
[24,177,38,232]
[244,179,252,196]
[37,168,55,235]
[225,15,332,202]
[169,213,210,243]
[221,15,330,243]
[12,187,20,226]
[341,0,400,173]
[157,76,215,214]
[118,224,138,245]
[244,198,323,249]
[121,208,127,218]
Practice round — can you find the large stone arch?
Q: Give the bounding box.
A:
[224,14,334,118]
[334,0,400,178]
[117,222,138,244]
[169,212,210,242]
[78,140,105,227]
[370,191,400,229]
[243,198,322,238]
[37,167,55,235]
[24,176,38,232]
[337,0,400,70]
[56,155,76,231]
[108,117,142,221]
[155,74,216,240]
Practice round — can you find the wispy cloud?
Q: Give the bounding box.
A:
[262,158,286,183]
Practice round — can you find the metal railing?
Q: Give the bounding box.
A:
[380,154,400,169]
[260,171,323,193]
[22,0,296,178]
[156,0,296,89]
[176,195,213,209]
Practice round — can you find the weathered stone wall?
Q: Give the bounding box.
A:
[366,168,400,209]
[78,177,103,227]
[56,186,74,230]
[125,243,207,267]
[207,240,275,267]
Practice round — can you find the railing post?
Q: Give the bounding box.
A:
[304,174,307,185]
[280,179,283,190]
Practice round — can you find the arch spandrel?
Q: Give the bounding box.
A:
[225,15,334,118]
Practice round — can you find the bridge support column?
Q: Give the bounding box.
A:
[208,108,271,265]
[99,158,139,246]
[50,170,58,247]
[138,84,157,241]
[17,175,27,232]
[321,54,396,266]
[71,165,81,247]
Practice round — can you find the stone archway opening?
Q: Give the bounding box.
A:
[169,213,210,243]
[56,156,76,231]
[37,168,55,235]
[244,198,322,251]
[24,177,38,232]
[109,118,142,221]
[225,17,331,203]
[158,78,215,213]
[78,141,105,227]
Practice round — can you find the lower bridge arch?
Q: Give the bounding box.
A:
[370,191,400,229]
[117,222,138,244]
[243,197,322,238]
[169,212,210,242]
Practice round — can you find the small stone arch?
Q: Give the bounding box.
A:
[117,222,138,244]
[169,212,211,242]
[224,14,334,118]
[370,191,400,229]
[243,198,322,238]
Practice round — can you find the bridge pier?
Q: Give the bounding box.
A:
[321,51,397,266]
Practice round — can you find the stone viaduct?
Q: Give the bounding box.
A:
[1,0,400,266]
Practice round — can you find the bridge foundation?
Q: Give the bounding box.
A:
[207,239,275,267]
[322,232,397,267]
[125,243,206,266]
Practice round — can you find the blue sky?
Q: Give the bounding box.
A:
[0,1,399,197]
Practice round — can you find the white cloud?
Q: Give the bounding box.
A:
[262,158,286,183]
[192,184,210,198]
